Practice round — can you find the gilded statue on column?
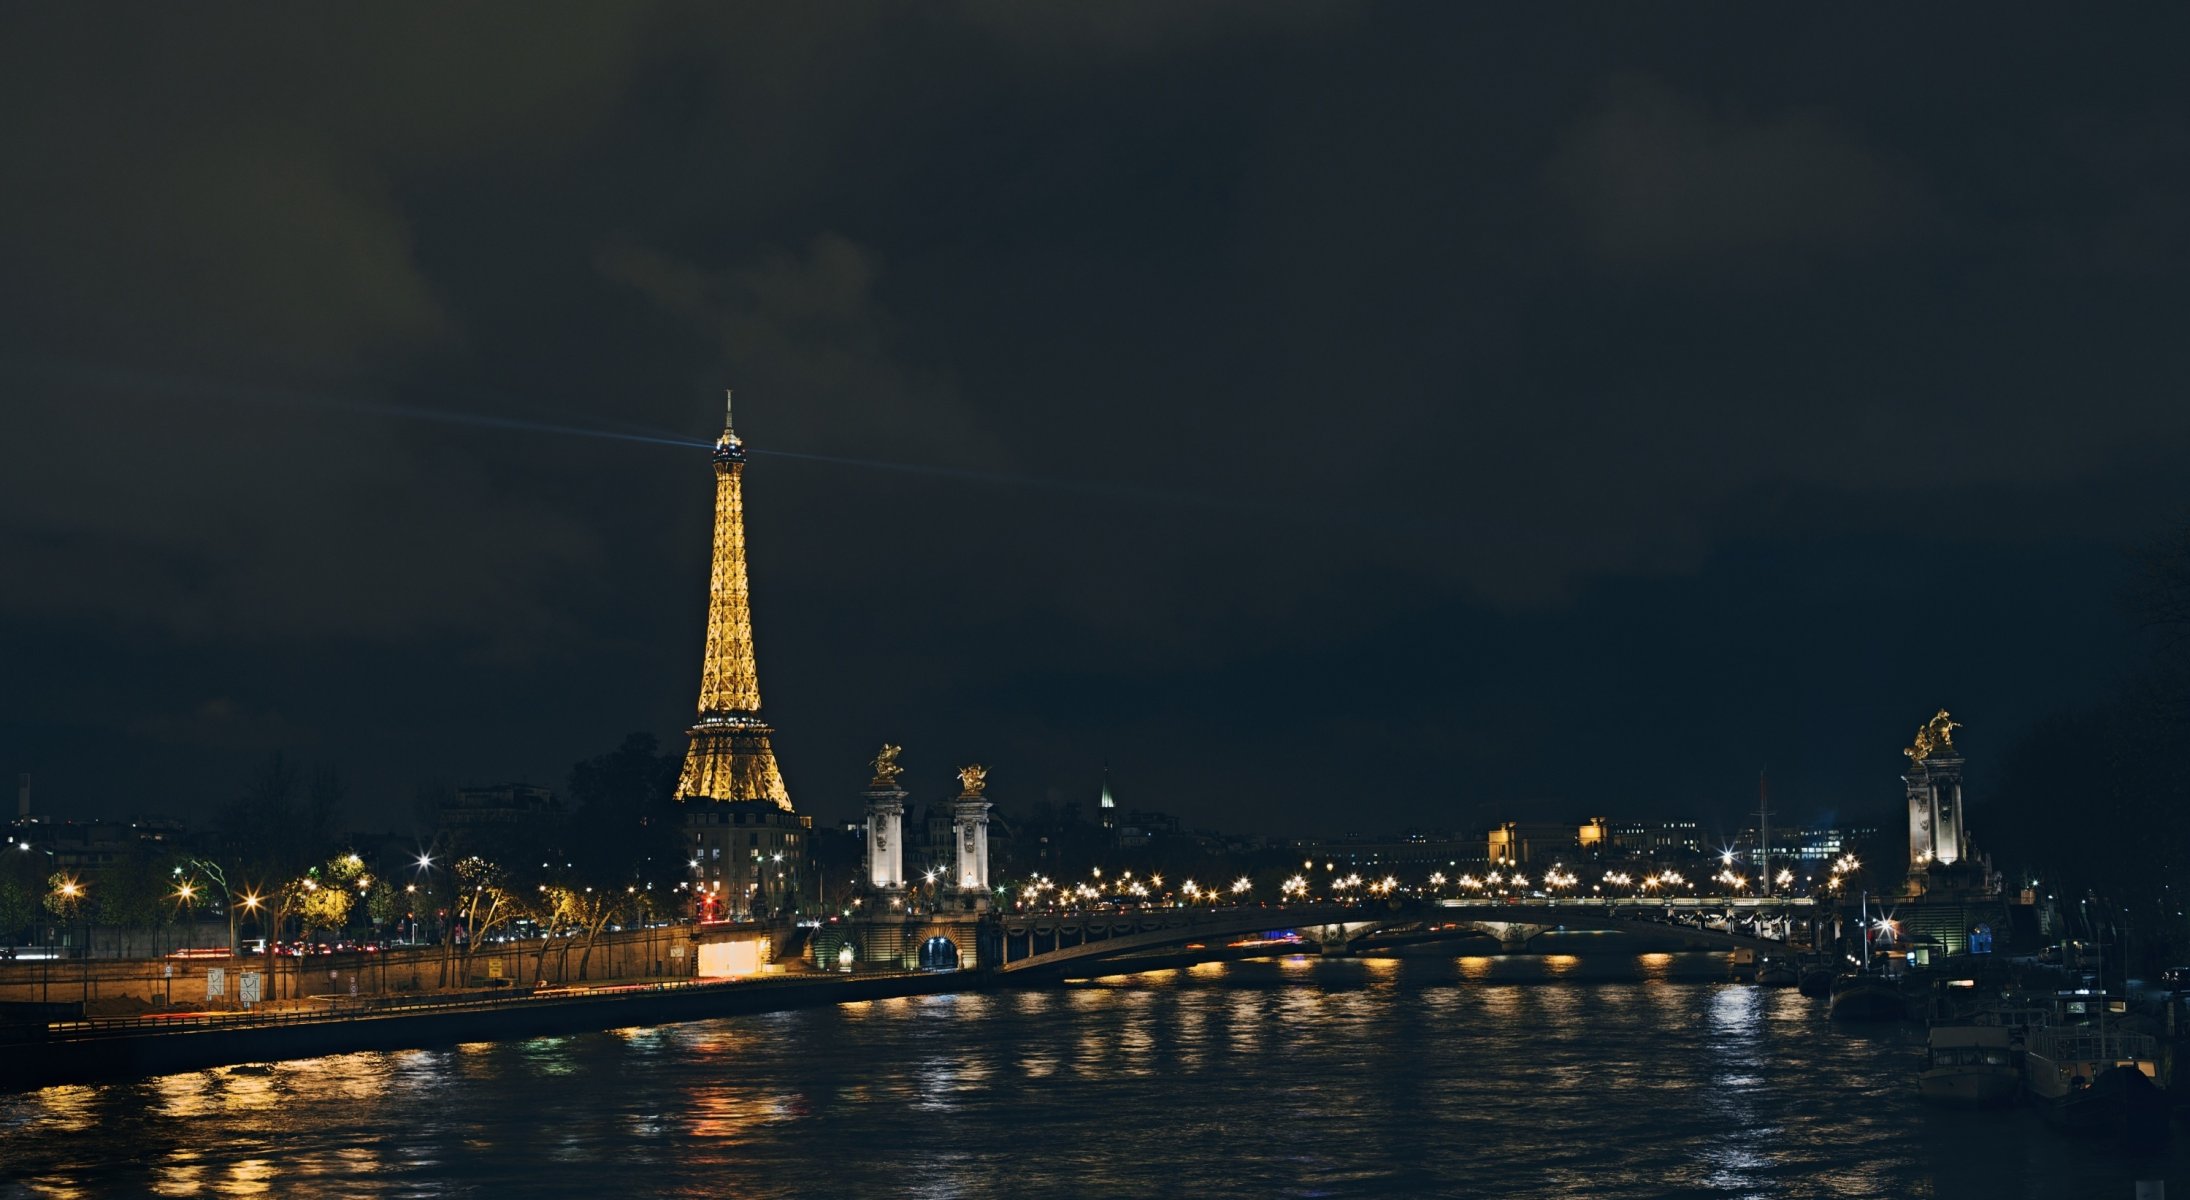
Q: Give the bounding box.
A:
[1903,709,1961,762]
[870,743,904,788]
[957,763,988,797]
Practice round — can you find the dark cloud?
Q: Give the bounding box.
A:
[2,5,2187,835]
[596,233,1004,468]
[1550,76,1928,267]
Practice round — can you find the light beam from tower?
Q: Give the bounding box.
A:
[675,390,793,810]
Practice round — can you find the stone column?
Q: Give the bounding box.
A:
[865,785,907,895]
[1905,763,1934,871]
[950,765,993,912]
[1926,753,1966,866]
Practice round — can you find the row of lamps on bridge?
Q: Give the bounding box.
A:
[1008,854,1866,911]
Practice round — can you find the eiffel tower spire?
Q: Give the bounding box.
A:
[675,389,792,809]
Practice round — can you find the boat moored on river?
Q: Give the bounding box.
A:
[1917,1024,2018,1107]
[2022,1026,2168,1141]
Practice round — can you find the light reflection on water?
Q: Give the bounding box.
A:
[4,954,2186,1199]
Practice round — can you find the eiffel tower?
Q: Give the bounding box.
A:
[675,391,792,810]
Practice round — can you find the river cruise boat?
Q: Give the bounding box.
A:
[2022,1025,2167,1140]
[1917,1025,2018,1106]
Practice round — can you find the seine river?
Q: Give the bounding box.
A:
[5,949,2185,1198]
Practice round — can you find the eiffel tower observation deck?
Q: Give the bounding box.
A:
[675,391,792,810]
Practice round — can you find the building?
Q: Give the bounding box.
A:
[1293,830,1479,873]
[1734,824,1878,864]
[1609,820,1704,858]
[672,394,812,921]
[437,784,562,847]
[1486,821,1580,866]
[1488,817,1706,865]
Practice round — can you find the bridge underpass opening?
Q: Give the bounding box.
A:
[919,936,960,971]
[697,939,763,977]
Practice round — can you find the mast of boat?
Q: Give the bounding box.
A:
[1860,888,1869,973]
[1758,769,1771,900]
[2097,911,2107,1057]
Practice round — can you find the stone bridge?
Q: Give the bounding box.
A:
[990,896,1816,978]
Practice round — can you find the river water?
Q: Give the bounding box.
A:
[3,949,2184,1198]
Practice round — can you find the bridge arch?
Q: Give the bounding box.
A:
[986,898,1811,978]
[919,935,961,971]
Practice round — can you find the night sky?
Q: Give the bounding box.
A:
[4,7,2187,839]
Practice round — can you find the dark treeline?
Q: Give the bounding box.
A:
[1987,524,2190,974]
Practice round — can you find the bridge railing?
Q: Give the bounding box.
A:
[1434,896,1816,909]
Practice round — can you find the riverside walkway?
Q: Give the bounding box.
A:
[2,968,952,1092]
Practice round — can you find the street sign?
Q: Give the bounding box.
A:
[239,972,261,1004]
[207,967,225,1000]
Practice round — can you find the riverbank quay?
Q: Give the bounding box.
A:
[0,923,719,1011]
[1,969,970,1092]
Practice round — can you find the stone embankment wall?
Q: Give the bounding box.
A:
[22,919,235,960]
[0,926,706,1011]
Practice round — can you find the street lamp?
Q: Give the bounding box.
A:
[50,878,87,1003]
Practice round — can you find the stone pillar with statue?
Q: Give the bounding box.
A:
[1902,709,1968,877]
[949,764,994,911]
[863,744,909,900]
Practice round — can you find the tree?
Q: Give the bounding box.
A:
[293,884,353,940]
[282,852,369,944]
[101,841,177,956]
[44,872,89,954]
[365,879,403,932]
[564,732,684,907]
[217,753,351,998]
[1991,523,2190,974]
[442,855,521,988]
[537,883,641,982]
[0,851,46,949]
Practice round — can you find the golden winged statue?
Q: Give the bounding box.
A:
[870,743,904,787]
[958,763,988,797]
[1903,709,1961,762]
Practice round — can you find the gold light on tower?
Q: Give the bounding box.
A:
[675,391,792,809]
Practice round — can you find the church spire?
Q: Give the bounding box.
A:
[676,389,791,809]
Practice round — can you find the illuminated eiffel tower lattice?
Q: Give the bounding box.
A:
[675,391,793,810]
